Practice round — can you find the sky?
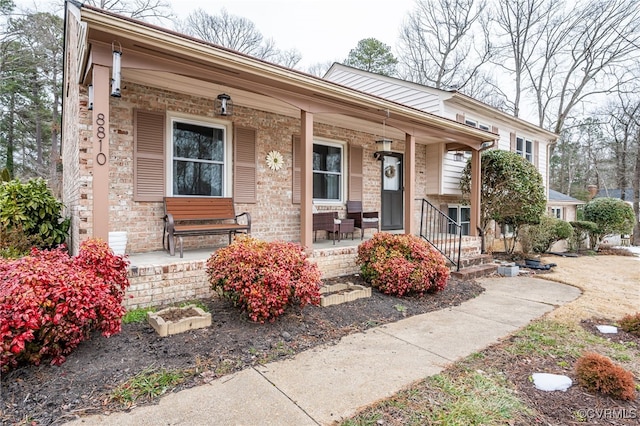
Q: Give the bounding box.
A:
[169,0,417,68]
[15,0,417,69]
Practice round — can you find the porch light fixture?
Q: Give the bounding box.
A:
[373,109,392,161]
[453,151,465,162]
[111,41,122,97]
[88,84,94,110]
[215,93,233,116]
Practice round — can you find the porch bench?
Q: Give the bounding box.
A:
[163,197,251,258]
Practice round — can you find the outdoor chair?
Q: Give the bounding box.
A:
[346,200,380,240]
[313,211,340,244]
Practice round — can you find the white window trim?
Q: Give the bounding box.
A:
[448,205,471,235]
[515,135,534,163]
[165,112,232,197]
[313,138,347,206]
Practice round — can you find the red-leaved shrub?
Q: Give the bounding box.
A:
[619,312,640,337]
[0,239,129,371]
[206,236,321,323]
[356,233,450,296]
[575,352,637,400]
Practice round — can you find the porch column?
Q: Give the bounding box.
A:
[300,111,314,251]
[404,133,416,235]
[91,65,110,242]
[470,148,481,237]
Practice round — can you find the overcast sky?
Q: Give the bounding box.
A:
[15,0,416,68]
[169,0,417,67]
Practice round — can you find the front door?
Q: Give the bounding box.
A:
[381,154,403,230]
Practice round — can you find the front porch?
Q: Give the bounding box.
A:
[123,232,482,309]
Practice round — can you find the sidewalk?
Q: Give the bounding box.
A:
[65,277,580,426]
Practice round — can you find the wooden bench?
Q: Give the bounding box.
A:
[163,197,251,258]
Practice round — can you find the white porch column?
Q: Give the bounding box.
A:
[91,65,110,242]
[470,149,481,237]
[404,133,416,235]
[300,111,314,251]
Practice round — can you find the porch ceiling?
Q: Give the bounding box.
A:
[77,4,497,149]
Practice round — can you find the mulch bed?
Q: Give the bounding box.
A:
[1,275,483,426]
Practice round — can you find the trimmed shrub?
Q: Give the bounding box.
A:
[575,352,636,401]
[0,239,130,371]
[206,236,321,323]
[520,215,574,254]
[569,220,599,250]
[583,197,635,249]
[0,178,70,254]
[619,312,640,337]
[356,233,450,297]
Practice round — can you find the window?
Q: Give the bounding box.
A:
[448,206,471,235]
[551,207,562,219]
[465,118,491,132]
[516,136,533,163]
[313,142,343,201]
[170,118,229,196]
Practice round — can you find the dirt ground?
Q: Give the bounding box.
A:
[1,254,638,426]
[0,275,483,425]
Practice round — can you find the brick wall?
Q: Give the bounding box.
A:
[70,80,429,254]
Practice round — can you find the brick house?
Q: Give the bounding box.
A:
[62,3,497,307]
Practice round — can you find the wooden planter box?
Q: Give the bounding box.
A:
[147,305,211,337]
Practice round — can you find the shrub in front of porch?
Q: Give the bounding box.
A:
[356,233,450,297]
[0,239,130,371]
[206,236,321,323]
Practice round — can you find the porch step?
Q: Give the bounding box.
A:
[451,263,498,280]
[459,253,494,268]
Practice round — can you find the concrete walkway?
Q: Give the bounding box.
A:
[65,277,580,426]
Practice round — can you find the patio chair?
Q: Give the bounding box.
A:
[346,200,380,240]
[313,211,340,244]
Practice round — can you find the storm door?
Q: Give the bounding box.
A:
[381,153,403,230]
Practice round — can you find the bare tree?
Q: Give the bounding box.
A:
[179,8,300,68]
[526,0,640,133]
[84,0,174,24]
[398,0,491,91]
[491,0,557,118]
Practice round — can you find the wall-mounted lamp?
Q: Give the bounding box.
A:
[453,151,465,162]
[111,41,122,97]
[215,93,233,116]
[373,109,392,161]
[88,84,94,110]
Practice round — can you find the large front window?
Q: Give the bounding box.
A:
[448,206,471,235]
[172,120,226,196]
[313,142,343,201]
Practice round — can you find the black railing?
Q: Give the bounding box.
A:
[418,198,462,271]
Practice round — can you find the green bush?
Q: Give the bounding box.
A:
[206,236,321,323]
[0,178,69,256]
[569,220,599,250]
[520,216,574,254]
[583,198,635,249]
[356,233,450,297]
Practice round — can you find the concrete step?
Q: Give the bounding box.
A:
[451,263,499,281]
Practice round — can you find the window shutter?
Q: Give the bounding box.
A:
[491,126,499,134]
[134,110,165,202]
[533,140,540,168]
[456,113,465,123]
[233,126,257,203]
[292,135,301,204]
[348,145,363,202]
[510,132,516,152]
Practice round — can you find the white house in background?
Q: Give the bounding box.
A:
[548,189,585,222]
[324,64,559,238]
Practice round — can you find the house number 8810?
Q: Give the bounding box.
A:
[96,113,107,166]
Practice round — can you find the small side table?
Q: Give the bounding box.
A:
[339,219,355,241]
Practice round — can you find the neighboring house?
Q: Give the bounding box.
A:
[61,3,496,265]
[324,64,558,240]
[547,189,585,222]
[547,189,585,252]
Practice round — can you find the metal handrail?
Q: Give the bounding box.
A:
[418,198,462,271]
